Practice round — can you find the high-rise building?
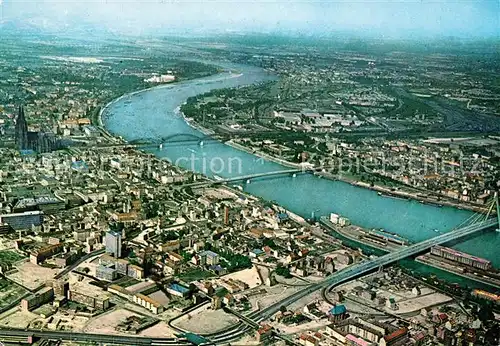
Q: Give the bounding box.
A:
[15,106,28,150]
[105,230,122,258]
[52,280,69,297]
[223,206,230,225]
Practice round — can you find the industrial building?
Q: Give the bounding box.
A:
[0,211,43,230]
[13,196,65,214]
[325,318,408,346]
[430,246,492,271]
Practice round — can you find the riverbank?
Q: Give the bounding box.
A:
[225,140,302,169]
[319,217,394,254]
[314,171,491,214]
[416,254,500,289]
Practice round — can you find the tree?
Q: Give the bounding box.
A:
[478,301,494,323]
[275,265,292,279]
[317,142,328,153]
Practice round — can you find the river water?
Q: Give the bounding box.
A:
[103,62,500,269]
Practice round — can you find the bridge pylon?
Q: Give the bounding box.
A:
[495,191,500,233]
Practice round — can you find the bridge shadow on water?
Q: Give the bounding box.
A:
[439,225,496,249]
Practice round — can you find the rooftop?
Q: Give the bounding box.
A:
[330,304,347,315]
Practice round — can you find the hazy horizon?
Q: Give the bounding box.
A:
[1,0,498,39]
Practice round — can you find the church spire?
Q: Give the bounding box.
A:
[15,105,28,150]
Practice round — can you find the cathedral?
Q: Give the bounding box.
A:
[15,106,59,153]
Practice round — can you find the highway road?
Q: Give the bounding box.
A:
[54,248,105,279]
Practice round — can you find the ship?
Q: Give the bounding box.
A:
[419,200,443,207]
[377,191,408,201]
[213,175,224,181]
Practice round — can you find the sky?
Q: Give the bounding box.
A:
[1,0,498,38]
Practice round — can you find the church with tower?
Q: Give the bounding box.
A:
[15,106,59,153]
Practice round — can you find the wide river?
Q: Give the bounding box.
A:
[103,61,500,270]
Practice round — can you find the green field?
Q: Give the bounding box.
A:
[176,268,214,283]
[0,250,25,266]
[113,276,141,288]
[0,278,28,310]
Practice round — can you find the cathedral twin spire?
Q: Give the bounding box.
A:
[15,106,28,151]
[14,105,57,153]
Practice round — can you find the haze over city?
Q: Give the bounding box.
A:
[1,0,499,38]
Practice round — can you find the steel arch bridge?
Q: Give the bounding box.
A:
[129,133,221,146]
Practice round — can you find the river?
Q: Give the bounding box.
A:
[102,61,500,271]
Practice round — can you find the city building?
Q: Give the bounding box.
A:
[166,283,190,298]
[96,264,118,281]
[328,304,347,322]
[345,334,375,346]
[116,258,129,275]
[30,243,63,265]
[325,318,407,346]
[224,206,230,225]
[211,296,222,310]
[379,328,408,346]
[255,324,273,343]
[127,264,144,279]
[328,304,348,322]
[0,211,43,230]
[105,230,122,258]
[299,334,319,346]
[67,289,110,311]
[199,250,219,265]
[52,280,69,297]
[21,287,54,311]
[133,293,164,314]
